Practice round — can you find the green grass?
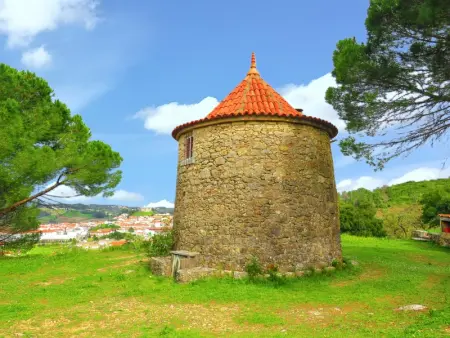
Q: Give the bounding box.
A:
[1,235,449,337]
[131,211,154,216]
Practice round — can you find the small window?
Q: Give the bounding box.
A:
[185,134,193,159]
[181,133,195,166]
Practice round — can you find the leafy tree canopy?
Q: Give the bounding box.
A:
[339,196,386,237]
[0,64,122,244]
[420,188,450,226]
[326,0,450,169]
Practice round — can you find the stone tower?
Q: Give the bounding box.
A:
[171,53,341,272]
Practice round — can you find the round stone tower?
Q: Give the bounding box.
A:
[171,53,341,272]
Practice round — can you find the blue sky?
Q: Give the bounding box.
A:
[1,0,449,207]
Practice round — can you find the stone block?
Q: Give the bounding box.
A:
[233,271,248,279]
[439,233,450,247]
[176,267,217,283]
[149,256,172,277]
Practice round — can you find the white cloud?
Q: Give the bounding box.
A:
[43,184,143,203]
[135,73,345,135]
[336,176,385,193]
[0,0,100,48]
[144,200,174,209]
[337,166,450,193]
[134,97,219,134]
[21,45,52,69]
[108,190,144,202]
[388,167,450,186]
[278,73,345,130]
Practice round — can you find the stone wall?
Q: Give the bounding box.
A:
[173,117,342,272]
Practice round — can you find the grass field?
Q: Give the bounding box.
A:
[1,235,449,337]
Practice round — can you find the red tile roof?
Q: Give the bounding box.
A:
[207,53,302,119]
[172,53,338,139]
[111,240,127,247]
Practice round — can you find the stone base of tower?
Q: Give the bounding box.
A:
[149,252,345,283]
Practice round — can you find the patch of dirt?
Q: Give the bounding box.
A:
[332,267,386,287]
[374,294,405,308]
[34,277,74,286]
[421,274,445,289]
[9,298,256,337]
[7,297,426,337]
[278,302,369,327]
[405,253,448,267]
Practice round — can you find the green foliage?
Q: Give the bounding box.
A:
[326,0,450,168]
[0,63,122,238]
[106,231,126,240]
[148,231,173,257]
[244,257,263,280]
[340,178,450,237]
[92,211,107,218]
[420,187,450,226]
[0,233,40,255]
[339,195,386,237]
[90,223,120,231]
[265,263,282,283]
[381,208,423,238]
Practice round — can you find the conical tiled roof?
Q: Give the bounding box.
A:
[172,53,338,139]
[206,53,302,119]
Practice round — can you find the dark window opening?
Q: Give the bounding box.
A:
[184,134,193,160]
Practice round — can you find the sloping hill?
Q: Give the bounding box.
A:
[340,178,450,208]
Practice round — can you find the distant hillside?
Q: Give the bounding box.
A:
[381,178,450,206]
[151,207,174,215]
[340,178,450,208]
[37,203,174,224]
[37,204,141,224]
[340,178,450,237]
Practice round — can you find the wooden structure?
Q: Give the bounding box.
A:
[170,250,199,278]
[439,214,450,234]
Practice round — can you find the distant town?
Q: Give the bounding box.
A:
[26,208,173,249]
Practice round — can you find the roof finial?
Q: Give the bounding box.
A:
[247,52,259,76]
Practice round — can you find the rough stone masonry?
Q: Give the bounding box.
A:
[172,116,342,273]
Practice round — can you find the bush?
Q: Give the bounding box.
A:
[265,263,279,282]
[245,256,263,280]
[107,231,126,240]
[148,231,173,257]
[339,199,386,237]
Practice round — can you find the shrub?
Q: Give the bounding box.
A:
[148,231,173,257]
[265,263,279,282]
[245,256,263,280]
